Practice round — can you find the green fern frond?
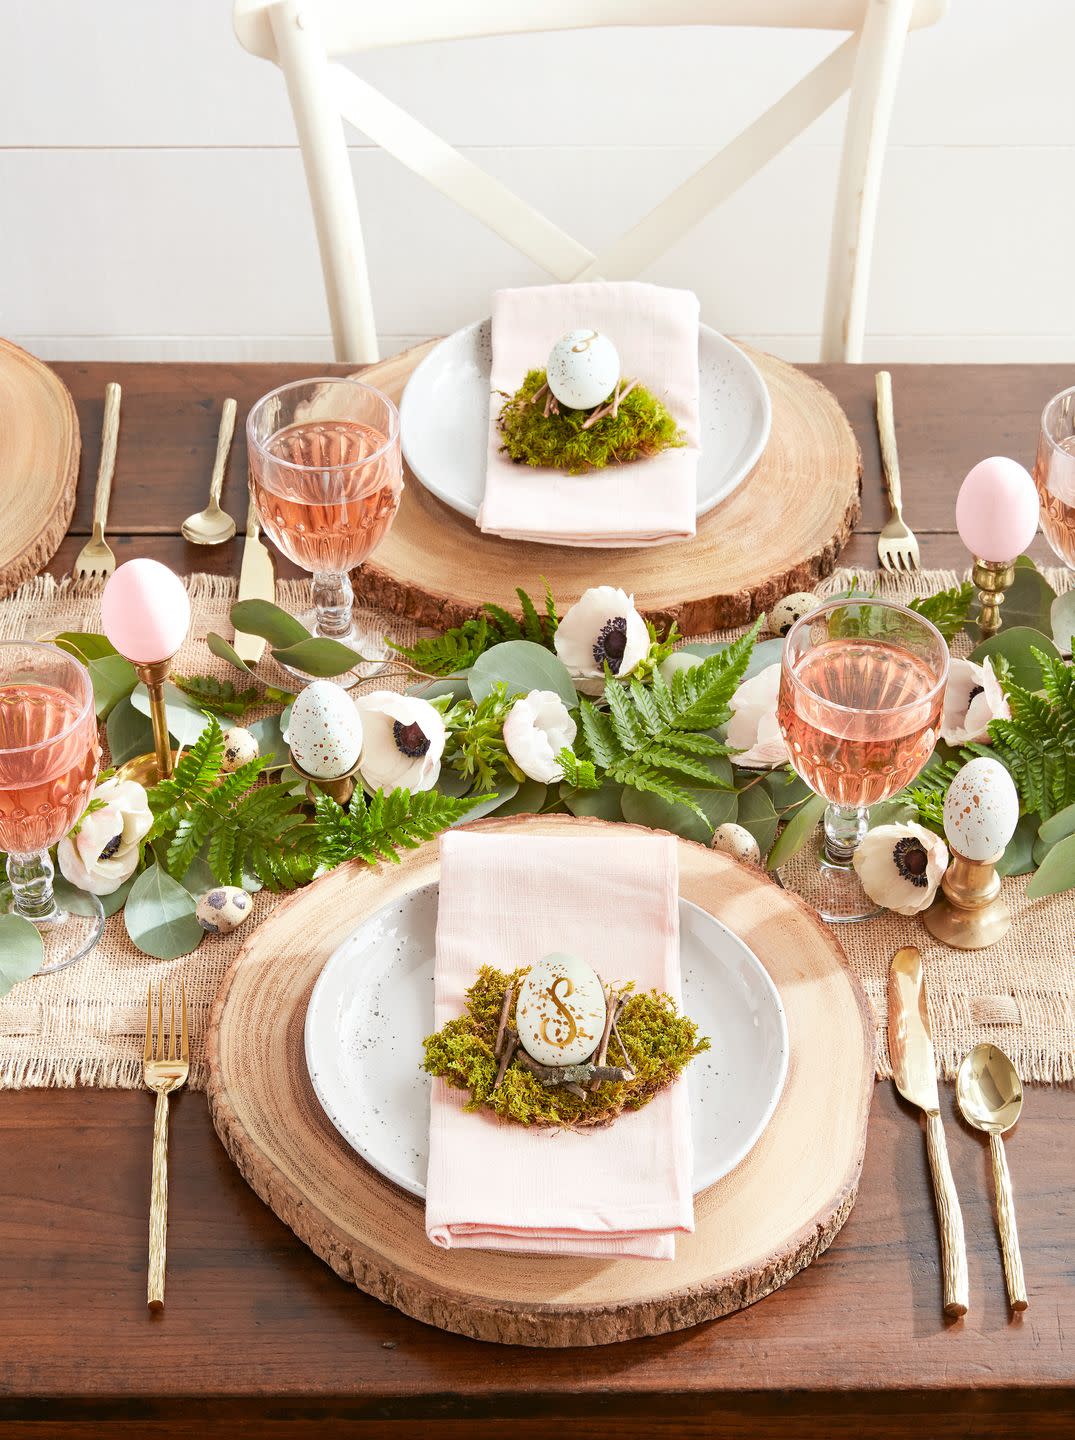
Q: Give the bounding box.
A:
[170,674,259,718]
[388,585,560,677]
[557,748,599,790]
[313,787,485,868]
[908,581,975,642]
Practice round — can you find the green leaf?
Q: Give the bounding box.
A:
[997,561,1056,634]
[680,635,784,684]
[449,784,518,823]
[53,632,119,662]
[494,780,547,816]
[561,779,624,820]
[123,864,203,959]
[758,768,813,812]
[620,784,736,843]
[969,628,1062,691]
[908,581,975,642]
[767,794,827,870]
[230,600,311,649]
[313,786,485,867]
[171,674,258,718]
[1026,831,1075,899]
[467,641,578,709]
[996,813,1039,878]
[0,915,44,994]
[736,784,779,857]
[85,652,139,720]
[1038,801,1075,847]
[247,715,291,770]
[270,637,363,677]
[206,631,257,676]
[556,748,599,791]
[1050,591,1075,654]
[106,697,156,766]
[131,682,213,746]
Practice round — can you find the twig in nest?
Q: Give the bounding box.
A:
[528,380,549,407]
[589,983,617,1091]
[581,378,639,430]
[610,1000,633,1070]
[543,389,559,418]
[515,1051,633,1087]
[493,1031,518,1090]
[561,1082,589,1101]
[494,983,515,1059]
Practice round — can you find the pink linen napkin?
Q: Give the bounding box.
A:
[426,829,693,1260]
[480,281,701,547]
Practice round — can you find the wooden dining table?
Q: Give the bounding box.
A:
[0,358,1072,1439]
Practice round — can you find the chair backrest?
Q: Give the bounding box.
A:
[234,0,946,363]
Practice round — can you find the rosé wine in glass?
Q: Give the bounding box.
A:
[777,599,948,922]
[1034,386,1075,571]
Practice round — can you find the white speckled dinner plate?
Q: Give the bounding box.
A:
[399,318,771,524]
[304,885,789,1199]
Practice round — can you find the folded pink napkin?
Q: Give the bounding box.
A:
[480,281,701,547]
[426,829,693,1260]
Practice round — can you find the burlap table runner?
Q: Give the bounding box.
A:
[0,569,1072,1089]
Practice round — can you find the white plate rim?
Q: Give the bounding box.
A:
[304,886,789,1200]
[398,317,772,523]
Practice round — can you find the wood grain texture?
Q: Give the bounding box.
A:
[346,342,862,632]
[205,813,873,1346]
[0,338,79,597]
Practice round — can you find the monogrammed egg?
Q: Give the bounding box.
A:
[221,726,259,772]
[711,822,761,866]
[196,885,252,935]
[768,592,819,638]
[286,681,363,779]
[943,757,1019,860]
[516,952,607,1066]
[545,330,621,411]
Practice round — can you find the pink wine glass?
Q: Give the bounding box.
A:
[0,641,103,973]
[777,598,948,922]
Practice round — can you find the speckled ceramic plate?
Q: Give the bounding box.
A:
[304,885,788,1199]
[399,318,771,522]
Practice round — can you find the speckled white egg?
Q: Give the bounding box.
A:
[516,952,607,1067]
[768,592,820,638]
[286,681,363,780]
[711,822,761,866]
[943,757,1019,861]
[545,329,620,411]
[221,726,259,773]
[196,885,252,935]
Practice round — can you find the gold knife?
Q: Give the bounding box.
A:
[233,497,274,665]
[889,946,969,1317]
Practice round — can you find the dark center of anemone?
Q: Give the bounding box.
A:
[592,616,628,673]
[892,835,930,886]
[968,684,984,702]
[393,719,431,759]
[99,831,123,861]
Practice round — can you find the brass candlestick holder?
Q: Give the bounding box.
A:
[922,849,1012,950]
[972,557,1016,640]
[113,656,180,788]
[288,748,362,807]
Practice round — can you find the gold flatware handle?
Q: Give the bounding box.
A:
[245,493,260,540]
[925,1110,969,1317]
[875,370,903,517]
[209,398,237,508]
[148,1090,169,1309]
[93,381,121,540]
[990,1132,1028,1311]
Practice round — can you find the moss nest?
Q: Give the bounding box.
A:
[496,368,686,475]
[422,964,709,1129]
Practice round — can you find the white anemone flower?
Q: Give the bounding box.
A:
[57,777,153,896]
[553,586,650,695]
[726,662,788,769]
[940,656,1009,747]
[852,822,949,915]
[503,690,577,783]
[353,691,445,792]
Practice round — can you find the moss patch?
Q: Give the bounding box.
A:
[422,965,709,1128]
[496,369,686,475]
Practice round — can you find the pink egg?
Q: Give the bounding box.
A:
[101,559,191,663]
[955,457,1039,563]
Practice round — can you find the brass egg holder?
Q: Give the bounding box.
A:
[921,849,1012,950]
[972,557,1016,640]
[287,747,363,807]
[113,656,179,787]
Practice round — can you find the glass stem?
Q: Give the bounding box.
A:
[7,850,60,923]
[311,570,354,640]
[822,803,869,867]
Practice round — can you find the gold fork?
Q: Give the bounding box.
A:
[143,981,189,1309]
[875,370,921,574]
[72,381,121,581]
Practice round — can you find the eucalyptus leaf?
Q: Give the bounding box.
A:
[448,783,518,824]
[54,873,134,920]
[996,812,1039,878]
[561,779,625,821]
[131,682,213,746]
[53,632,120,662]
[767,794,827,871]
[411,674,472,703]
[620,785,737,843]
[494,780,547,816]
[758,768,813,812]
[106,696,156,766]
[1038,801,1075,847]
[270,637,362,677]
[1050,591,1075,655]
[124,863,203,959]
[86,653,139,720]
[868,799,919,828]
[206,631,257,675]
[467,641,578,708]
[1026,831,1075,899]
[968,627,1061,691]
[180,854,216,897]
[247,715,290,770]
[230,600,311,649]
[964,560,1056,637]
[736,784,779,856]
[0,915,44,995]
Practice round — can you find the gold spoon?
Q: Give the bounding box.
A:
[956,1043,1028,1311]
[182,397,237,544]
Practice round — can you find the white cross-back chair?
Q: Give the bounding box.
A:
[234,0,946,364]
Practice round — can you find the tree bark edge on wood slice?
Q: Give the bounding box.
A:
[206,814,874,1347]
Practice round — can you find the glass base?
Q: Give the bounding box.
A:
[0,889,105,975]
[778,839,882,924]
[281,610,388,689]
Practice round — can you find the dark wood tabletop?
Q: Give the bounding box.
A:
[1,359,1073,1439]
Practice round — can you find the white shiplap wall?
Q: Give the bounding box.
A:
[2,0,1073,364]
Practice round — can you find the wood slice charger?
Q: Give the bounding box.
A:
[207,815,874,1347]
[0,338,79,598]
[352,341,861,633]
